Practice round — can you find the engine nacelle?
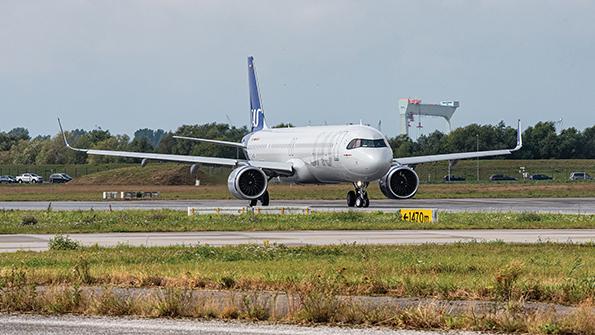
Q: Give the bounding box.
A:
[227,166,268,200]
[378,165,419,199]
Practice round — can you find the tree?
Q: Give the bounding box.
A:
[88,135,131,163]
[388,135,414,158]
[171,123,248,158]
[557,128,582,159]
[272,123,294,128]
[520,122,559,159]
[134,128,166,148]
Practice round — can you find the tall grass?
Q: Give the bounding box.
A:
[1,242,592,305]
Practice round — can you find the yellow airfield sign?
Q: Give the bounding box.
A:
[399,209,437,223]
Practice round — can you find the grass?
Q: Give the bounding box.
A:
[0,210,593,234]
[0,285,593,333]
[0,243,593,305]
[1,242,593,333]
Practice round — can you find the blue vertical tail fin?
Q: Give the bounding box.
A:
[248,56,267,132]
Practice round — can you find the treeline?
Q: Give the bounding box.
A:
[0,121,594,164]
[390,121,595,159]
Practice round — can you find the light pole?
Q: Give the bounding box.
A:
[476,134,479,182]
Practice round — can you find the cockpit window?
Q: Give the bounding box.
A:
[346,138,387,149]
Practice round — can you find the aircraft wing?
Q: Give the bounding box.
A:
[172,135,246,149]
[393,120,522,166]
[58,120,293,174]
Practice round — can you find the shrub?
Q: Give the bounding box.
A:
[48,235,81,251]
[518,212,542,222]
[153,288,192,317]
[39,286,82,314]
[220,276,236,289]
[0,267,38,312]
[494,261,524,301]
[298,275,344,323]
[21,215,38,225]
[72,257,92,284]
[91,289,135,316]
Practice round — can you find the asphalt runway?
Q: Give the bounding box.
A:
[1,197,594,214]
[0,314,488,335]
[1,229,593,252]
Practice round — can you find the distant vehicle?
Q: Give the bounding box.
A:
[443,175,466,182]
[0,175,16,184]
[49,173,73,184]
[489,174,517,181]
[15,173,43,184]
[529,174,552,180]
[569,172,592,181]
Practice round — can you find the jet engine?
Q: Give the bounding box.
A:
[227,166,268,200]
[378,165,419,199]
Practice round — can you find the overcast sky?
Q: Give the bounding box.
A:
[1,0,594,138]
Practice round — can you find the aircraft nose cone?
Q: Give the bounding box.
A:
[348,148,392,180]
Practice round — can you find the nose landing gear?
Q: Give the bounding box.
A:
[347,181,369,208]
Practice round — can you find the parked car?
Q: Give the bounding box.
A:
[529,174,553,180]
[15,173,43,184]
[0,175,16,184]
[489,174,517,181]
[49,173,73,184]
[443,175,466,182]
[569,172,592,181]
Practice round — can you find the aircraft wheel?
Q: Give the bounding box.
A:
[249,199,258,207]
[363,195,370,208]
[355,196,364,208]
[346,191,356,207]
[260,190,270,206]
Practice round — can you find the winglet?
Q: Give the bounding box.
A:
[57,118,86,152]
[57,118,70,148]
[513,119,522,151]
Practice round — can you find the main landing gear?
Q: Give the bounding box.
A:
[347,181,369,208]
[249,190,270,207]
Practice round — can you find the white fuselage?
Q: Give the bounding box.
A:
[242,125,393,183]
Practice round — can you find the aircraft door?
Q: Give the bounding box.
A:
[288,137,298,157]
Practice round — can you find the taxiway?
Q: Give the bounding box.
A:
[0,197,594,214]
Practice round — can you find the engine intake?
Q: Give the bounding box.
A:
[228,166,268,200]
[378,166,419,199]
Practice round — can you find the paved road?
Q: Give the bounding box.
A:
[1,229,593,252]
[1,198,594,214]
[0,314,482,335]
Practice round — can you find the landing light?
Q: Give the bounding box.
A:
[356,181,363,187]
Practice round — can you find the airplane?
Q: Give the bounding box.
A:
[59,56,522,208]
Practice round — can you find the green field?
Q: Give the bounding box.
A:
[2,243,593,306]
[1,211,594,234]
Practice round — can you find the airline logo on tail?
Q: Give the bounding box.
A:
[248,56,266,132]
